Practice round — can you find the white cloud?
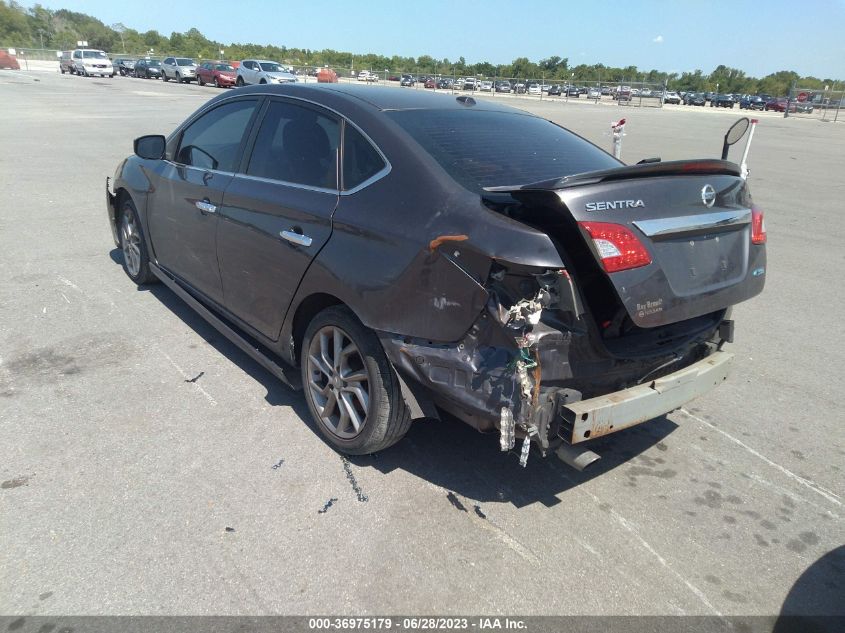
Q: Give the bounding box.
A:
[652,35,664,44]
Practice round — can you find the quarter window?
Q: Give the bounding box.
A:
[342,124,386,190]
[175,99,257,172]
[246,101,339,189]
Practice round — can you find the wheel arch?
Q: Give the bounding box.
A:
[110,173,157,263]
[290,292,345,365]
[290,292,437,424]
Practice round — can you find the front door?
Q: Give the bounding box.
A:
[146,97,260,304]
[217,98,340,340]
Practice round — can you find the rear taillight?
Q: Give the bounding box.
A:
[751,206,766,244]
[578,221,652,273]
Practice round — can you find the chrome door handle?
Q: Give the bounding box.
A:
[280,230,313,247]
[195,200,217,214]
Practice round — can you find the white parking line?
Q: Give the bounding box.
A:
[679,408,841,507]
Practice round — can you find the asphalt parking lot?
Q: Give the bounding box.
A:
[1,69,843,619]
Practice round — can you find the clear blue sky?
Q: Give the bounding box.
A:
[40,0,845,78]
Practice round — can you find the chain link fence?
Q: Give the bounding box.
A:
[785,85,843,122]
[12,47,841,123]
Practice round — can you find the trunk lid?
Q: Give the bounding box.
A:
[487,160,766,328]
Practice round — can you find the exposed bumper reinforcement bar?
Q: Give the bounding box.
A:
[562,350,734,444]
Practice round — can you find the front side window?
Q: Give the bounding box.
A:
[176,99,257,172]
[246,101,339,189]
[342,125,385,190]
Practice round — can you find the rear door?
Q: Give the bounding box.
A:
[216,98,341,340]
[147,97,261,304]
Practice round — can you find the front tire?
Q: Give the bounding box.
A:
[236,76,244,87]
[118,198,157,285]
[301,306,411,455]
[198,75,204,86]
[163,73,169,82]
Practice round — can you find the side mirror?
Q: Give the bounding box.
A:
[721,118,750,160]
[134,135,166,160]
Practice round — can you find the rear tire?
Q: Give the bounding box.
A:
[198,76,204,86]
[118,198,157,285]
[301,306,412,455]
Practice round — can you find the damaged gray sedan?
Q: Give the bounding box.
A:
[106,84,766,469]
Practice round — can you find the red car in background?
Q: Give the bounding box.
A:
[765,96,814,114]
[0,51,20,70]
[424,77,436,89]
[196,61,237,88]
[317,67,338,83]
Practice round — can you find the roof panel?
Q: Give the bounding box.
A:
[255,83,523,113]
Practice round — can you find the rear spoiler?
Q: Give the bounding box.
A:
[483,159,741,193]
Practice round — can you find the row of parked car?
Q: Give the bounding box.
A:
[395,74,624,98]
[59,48,340,87]
[674,91,814,113]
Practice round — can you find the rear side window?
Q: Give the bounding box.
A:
[246,100,339,190]
[386,109,620,192]
[176,99,257,172]
[342,125,385,190]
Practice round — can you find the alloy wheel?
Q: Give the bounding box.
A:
[306,326,371,439]
[120,210,142,278]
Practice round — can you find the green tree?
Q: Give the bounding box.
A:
[0,0,33,45]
